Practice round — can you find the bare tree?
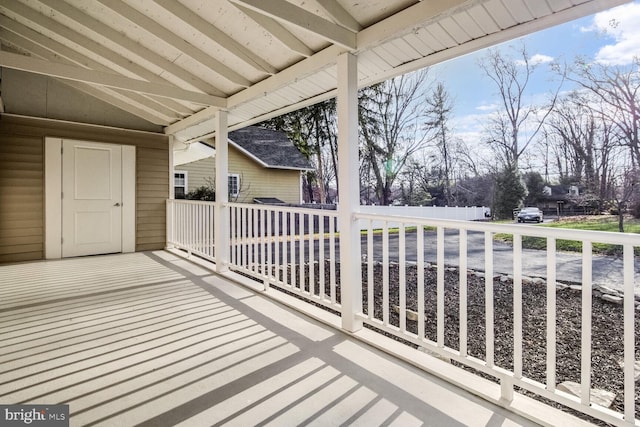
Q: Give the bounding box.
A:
[424,82,455,205]
[544,91,621,203]
[566,58,640,167]
[261,100,337,203]
[479,43,560,170]
[359,70,433,205]
[610,168,639,232]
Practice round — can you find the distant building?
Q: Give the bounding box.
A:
[174,127,313,204]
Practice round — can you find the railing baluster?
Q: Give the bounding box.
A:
[581,241,593,406]
[199,204,203,254]
[383,221,390,326]
[290,211,296,289]
[437,226,444,347]
[319,213,325,300]
[485,231,494,368]
[367,219,374,320]
[203,204,208,257]
[274,210,280,283]
[309,214,315,297]
[513,233,523,378]
[417,225,425,340]
[266,208,272,285]
[261,208,267,282]
[459,228,467,357]
[299,211,305,292]
[197,204,202,253]
[399,222,406,333]
[623,243,635,422]
[249,208,260,274]
[185,203,190,255]
[281,212,287,284]
[241,207,246,268]
[230,206,236,266]
[329,215,336,304]
[546,237,556,392]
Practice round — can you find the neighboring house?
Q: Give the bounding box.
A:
[174,126,312,204]
[539,184,592,213]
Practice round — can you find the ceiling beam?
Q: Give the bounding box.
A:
[37,0,224,96]
[0,16,193,120]
[152,0,277,75]
[64,83,173,126]
[229,0,356,50]
[96,0,251,87]
[0,51,226,106]
[0,27,181,125]
[235,4,313,57]
[315,0,361,32]
[0,0,217,107]
[356,0,470,50]
[166,43,343,137]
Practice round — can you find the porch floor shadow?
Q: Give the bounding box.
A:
[1,251,545,426]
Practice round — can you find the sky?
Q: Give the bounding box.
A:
[424,0,640,168]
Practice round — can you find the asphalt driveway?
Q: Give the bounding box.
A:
[359,229,639,295]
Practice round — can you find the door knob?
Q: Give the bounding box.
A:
[114,203,121,207]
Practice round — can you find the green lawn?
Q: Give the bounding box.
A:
[495,215,640,255]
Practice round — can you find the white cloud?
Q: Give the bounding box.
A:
[529,54,554,65]
[475,103,499,112]
[583,2,640,65]
[514,53,554,67]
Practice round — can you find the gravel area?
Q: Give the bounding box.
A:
[274,261,640,423]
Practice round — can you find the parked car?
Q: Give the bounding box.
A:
[517,207,543,223]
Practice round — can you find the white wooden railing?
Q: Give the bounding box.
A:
[227,202,341,312]
[166,199,216,262]
[354,213,639,427]
[167,199,639,426]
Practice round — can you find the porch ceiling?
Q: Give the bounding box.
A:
[0,0,629,142]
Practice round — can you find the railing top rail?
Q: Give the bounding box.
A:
[355,212,640,246]
[167,199,216,206]
[224,201,339,217]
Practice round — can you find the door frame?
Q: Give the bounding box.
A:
[45,137,136,259]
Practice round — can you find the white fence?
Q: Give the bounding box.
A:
[167,199,639,426]
[359,205,488,228]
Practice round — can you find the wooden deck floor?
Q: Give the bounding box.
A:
[0,251,555,426]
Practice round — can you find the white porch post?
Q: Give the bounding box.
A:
[166,135,175,249]
[337,52,362,332]
[214,110,230,273]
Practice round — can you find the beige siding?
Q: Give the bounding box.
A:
[179,145,301,204]
[0,135,43,262]
[177,156,215,193]
[0,115,168,262]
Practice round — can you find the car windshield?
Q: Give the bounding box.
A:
[520,208,538,213]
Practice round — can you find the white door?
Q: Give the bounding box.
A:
[62,140,122,257]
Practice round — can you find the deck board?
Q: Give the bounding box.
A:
[0,251,542,426]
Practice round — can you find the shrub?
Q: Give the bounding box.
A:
[186,186,215,201]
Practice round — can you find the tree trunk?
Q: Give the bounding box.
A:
[618,209,624,232]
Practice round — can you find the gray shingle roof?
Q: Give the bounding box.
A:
[229,127,312,170]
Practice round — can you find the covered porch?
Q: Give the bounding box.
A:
[0,0,638,425]
[0,251,583,426]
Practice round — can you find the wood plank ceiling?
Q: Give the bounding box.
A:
[0,0,630,142]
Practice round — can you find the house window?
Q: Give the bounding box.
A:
[228,174,240,197]
[174,171,187,199]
